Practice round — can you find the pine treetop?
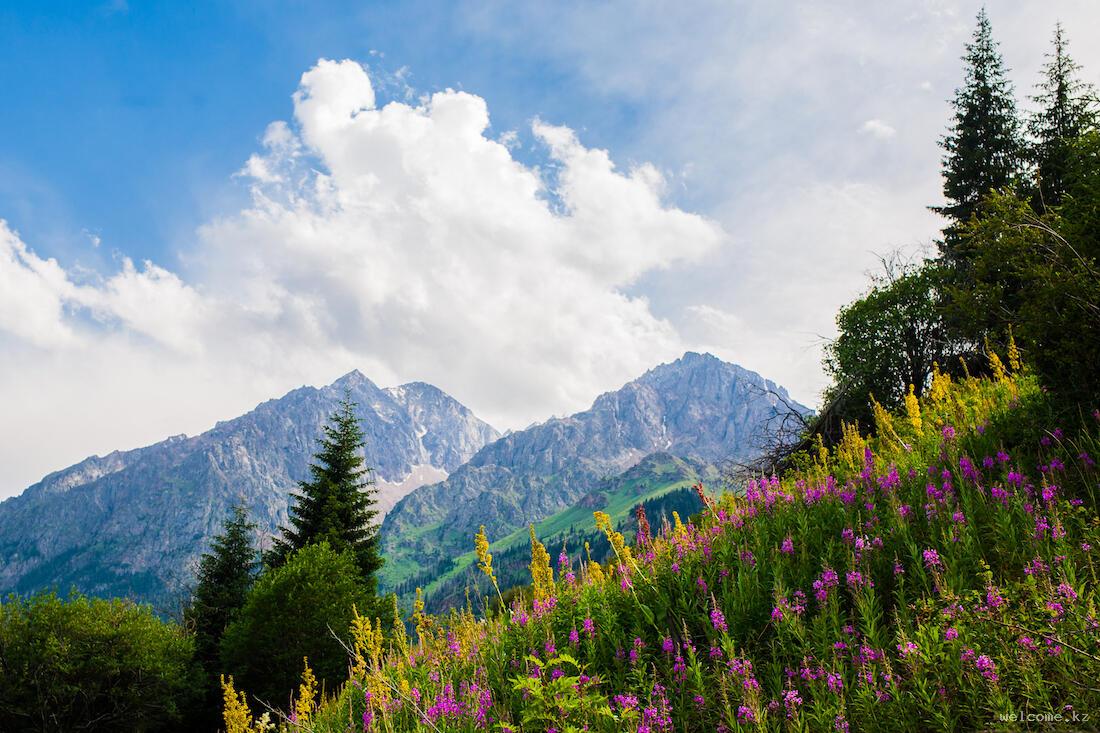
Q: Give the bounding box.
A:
[1028,23,1099,208]
[935,8,1023,242]
[267,395,384,588]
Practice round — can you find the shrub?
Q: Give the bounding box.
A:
[0,591,199,732]
[219,541,372,709]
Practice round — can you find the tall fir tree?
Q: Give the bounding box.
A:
[267,396,384,589]
[935,8,1023,255]
[1028,23,1098,209]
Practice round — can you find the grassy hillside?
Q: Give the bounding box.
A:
[391,454,715,611]
[224,363,1100,731]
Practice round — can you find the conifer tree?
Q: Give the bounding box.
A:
[267,396,383,589]
[186,504,257,727]
[1028,23,1098,209]
[187,504,258,669]
[935,8,1023,255]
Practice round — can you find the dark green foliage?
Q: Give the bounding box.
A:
[824,260,953,427]
[0,592,199,732]
[1027,24,1098,210]
[184,504,257,727]
[267,397,383,590]
[935,8,1023,253]
[946,176,1100,403]
[219,541,372,710]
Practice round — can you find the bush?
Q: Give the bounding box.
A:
[0,591,199,732]
[219,541,372,710]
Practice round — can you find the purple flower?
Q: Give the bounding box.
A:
[569,628,580,645]
[582,617,595,637]
[922,549,942,570]
[737,706,755,723]
[781,536,795,554]
[710,603,727,633]
[974,654,998,682]
[942,425,956,440]
[945,627,958,641]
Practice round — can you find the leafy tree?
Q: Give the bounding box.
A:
[267,397,383,589]
[185,504,257,726]
[1028,23,1098,210]
[947,156,1100,403]
[935,8,1023,254]
[0,591,199,732]
[824,260,953,428]
[219,541,372,709]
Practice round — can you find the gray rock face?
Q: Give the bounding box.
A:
[380,352,809,587]
[0,371,498,607]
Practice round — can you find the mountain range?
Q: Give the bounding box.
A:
[0,372,497,606]
[0,352,808,607]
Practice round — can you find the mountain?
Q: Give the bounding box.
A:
[379,352,809,590]
[0,371,498,607]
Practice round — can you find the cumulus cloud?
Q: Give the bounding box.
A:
[0,59,722,496]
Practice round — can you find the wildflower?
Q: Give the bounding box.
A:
[737,706,755,723]
[294,657,317,725]
[945,627,958,641]
[905,384,921,431]
[897,641,920,660]
[942,425,956,440]
[583,617,595,637]
[826,672,844,693]
[569,628,580,645]
[474,525,495,585]
[974,654,998,682]
[781,536,795,554]
[710,596,728,633]
[922,549,942,570]
[528,525,554,601]
[635,504,651,546]
[835,714,851,733]
[783,688,803,718]
[1057,583,1078,603]
[662,637,674,654]
[694,695,705,708]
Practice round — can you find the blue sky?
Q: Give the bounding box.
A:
[0,1,638,265]
[2,1,1099,497]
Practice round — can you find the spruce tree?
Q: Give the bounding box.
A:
[267,396,383,589]
[187,504,257,669]
[935,8,1023,255]
[1028,23,1098,209]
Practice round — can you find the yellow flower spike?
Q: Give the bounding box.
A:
[294,657,317,726]
[985,337,1007,382]
[371,617,384,666]
[672,511,685,535]
[528,525,554,601]
[475,525,495,583]
[221,675,254,733]
[413,588,430,647]
[392,594,408,656]
[905,384,922,433]
[1007,326,1021,372]
[929,362,951,403]
[350,606,371,680]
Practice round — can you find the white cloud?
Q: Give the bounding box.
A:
[0,59,721,497]
[860,119,897,139]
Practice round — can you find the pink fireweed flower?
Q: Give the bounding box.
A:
[897,641,920,660]
[942,425,956,440]
[661,637,674,654]
[781,536,795,554]
[569,628,580,645]
[582,617,595,637]
[974,654,998,682]
[922,549,942,570]
[945,627,958,640]
[710,598,728,632]
[737,706,755,723]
